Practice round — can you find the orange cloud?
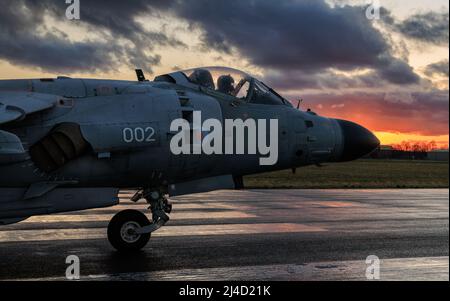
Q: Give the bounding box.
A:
[303,91,448,138]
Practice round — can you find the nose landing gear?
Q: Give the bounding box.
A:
[107,187,172,252]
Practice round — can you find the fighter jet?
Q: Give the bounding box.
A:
[0,66,379,251]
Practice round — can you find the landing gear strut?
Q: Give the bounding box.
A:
[107,187,172,252]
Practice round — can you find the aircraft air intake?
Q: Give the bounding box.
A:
[29,123,90,172]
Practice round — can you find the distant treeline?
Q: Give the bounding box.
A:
[370,150,428,160]
[391,140,447,152]
[368,149,448,161]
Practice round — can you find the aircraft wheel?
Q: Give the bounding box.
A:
[107,209,151,252]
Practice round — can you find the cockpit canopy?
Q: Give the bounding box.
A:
[154,66,291,106]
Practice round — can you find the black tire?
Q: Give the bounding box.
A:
[107,209,151,252]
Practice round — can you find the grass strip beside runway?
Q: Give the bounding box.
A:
[245,159,449,189]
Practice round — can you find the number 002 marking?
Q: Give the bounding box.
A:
[123,127,156,143]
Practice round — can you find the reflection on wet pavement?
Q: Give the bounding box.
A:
[0,189,448,280]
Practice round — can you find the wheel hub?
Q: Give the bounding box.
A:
[120,221,141,243]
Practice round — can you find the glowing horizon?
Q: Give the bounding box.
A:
[374,131,449,149]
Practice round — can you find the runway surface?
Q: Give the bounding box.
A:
[0,189,448,281]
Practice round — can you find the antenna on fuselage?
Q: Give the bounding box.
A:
[296,98,303,110]
[135,69,148,82]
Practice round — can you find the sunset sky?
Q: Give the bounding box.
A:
[0,0,448,148]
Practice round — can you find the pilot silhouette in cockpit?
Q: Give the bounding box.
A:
[217,74,235,95]
[188,69,215,90]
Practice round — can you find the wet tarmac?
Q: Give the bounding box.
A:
[0,189,448,281]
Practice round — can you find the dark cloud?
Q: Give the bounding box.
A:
[378,58,420,84]
[171,0,420,85]
[57,0,184,48]
[0,32,121,74]
[0,0,181,74]
[260,60,421,92]
[0,0,437,85]
[396,12,449,45]
[425,60,449,77]
[261,69,382,91]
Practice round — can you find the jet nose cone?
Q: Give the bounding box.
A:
[335,119,380,162]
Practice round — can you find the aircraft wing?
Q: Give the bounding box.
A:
[0,91,58,125]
